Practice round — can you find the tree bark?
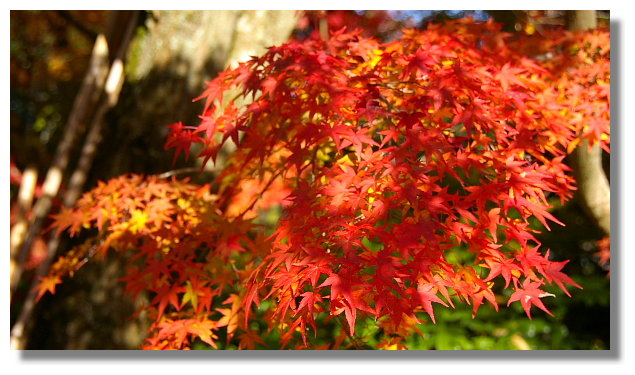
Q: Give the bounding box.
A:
[97,10,299,178]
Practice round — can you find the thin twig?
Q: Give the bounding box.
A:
[236,169,284,220]
[156,167,213,179]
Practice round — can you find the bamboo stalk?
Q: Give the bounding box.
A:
[10,11,139,350]
[10,166,38,295]
[10,33,110,300]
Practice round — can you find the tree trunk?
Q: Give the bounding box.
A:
[95,10,299,178]
[23,10,298,349]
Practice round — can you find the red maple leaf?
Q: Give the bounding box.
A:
[319,274,358,335]
[496,63,527,92]
[164,122,201,164]
[415,281,448,323]
[541,252,583,297]
[507,279,555,319]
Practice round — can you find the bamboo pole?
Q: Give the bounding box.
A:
[10,166,38,294]
[10,11,139,350]
[10,33,110,299]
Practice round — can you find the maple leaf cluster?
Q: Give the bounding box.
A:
[509,27,610,153]
[42,18,609,349]
[42,175,270,349]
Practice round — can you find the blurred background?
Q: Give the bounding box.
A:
[9,10,611,349]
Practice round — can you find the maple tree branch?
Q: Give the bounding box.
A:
[231,144,314,221]
[156,167,215,179]
[376,93,401,114]
[236,169,284,219]
[304,144,320,176]
[333,314,370,349]
[369,80,427,92]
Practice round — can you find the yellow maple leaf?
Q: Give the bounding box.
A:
[128,210,149,234]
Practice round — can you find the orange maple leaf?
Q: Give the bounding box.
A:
[34,275,62,302]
